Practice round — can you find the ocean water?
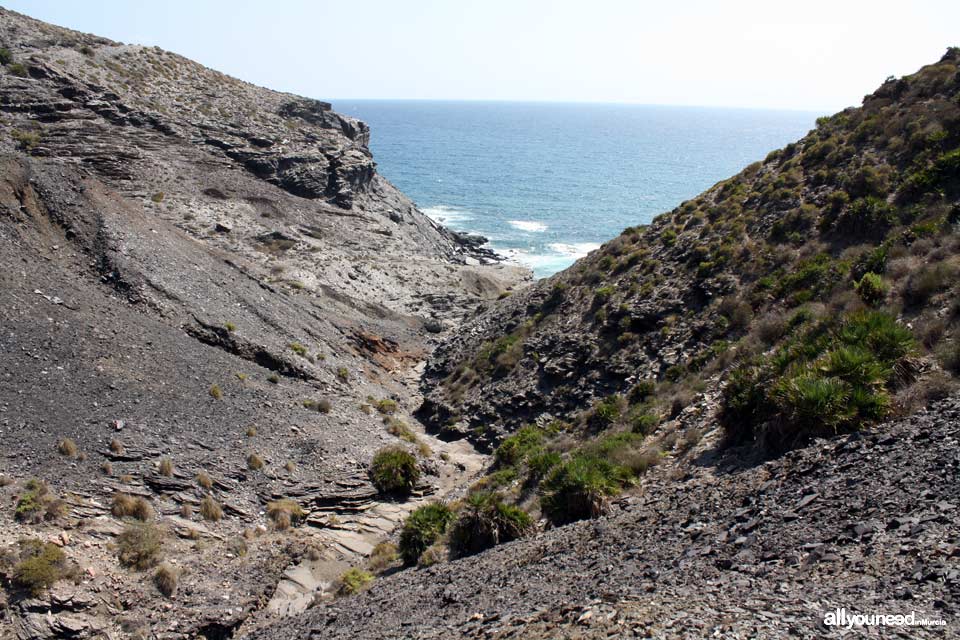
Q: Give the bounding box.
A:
[336,101,822,277]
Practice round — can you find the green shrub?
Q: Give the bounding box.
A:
[7,62,28,77]
[590,394,623,427]
[628,380,656,402]
[13,540,68,596]
[593,286,615,307]
[478,334,524,374]
[117,522,163,570]
[777,254,843,299]
[0,48,11,65]
[855,272,887,305]
[398,502,455,566]
[902,148,960,199]
[11,129,41,151]
[338,568,373,595]
[851,245,888,280]
[720,311,912,449]
[833,197,896,236]
[938,341,960,375]
[288,342,308,356]
[718,298,754,332]
[542,283,567,311]
[385,417,417,443]
[494,426,544,466]
[15,480,50,523]
[481,467,517,489]
[583,431,645,457]
[629,411,660,434]
[376,398,398,415]
[449,492,532,557]
[903,264,952,306]
[370,447,419,495]
[541,455,628,525]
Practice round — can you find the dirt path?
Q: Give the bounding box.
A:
[264,369,488,616]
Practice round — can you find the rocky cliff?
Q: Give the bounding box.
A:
[0,7,526,639]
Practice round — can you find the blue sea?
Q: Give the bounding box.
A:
[336,101,822,277]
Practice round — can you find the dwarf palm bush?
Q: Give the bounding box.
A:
[721,310,913,450]
[449,492,532,557]
[836,310,914,365]
[854,272,887,305]
[540,455,627,525]
[370,447,419,495]
[398,502,454,566]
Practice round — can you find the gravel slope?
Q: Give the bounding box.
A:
[247,396,959,639]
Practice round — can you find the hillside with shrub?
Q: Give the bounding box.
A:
[418,48,960,526]
[241,49,960,640]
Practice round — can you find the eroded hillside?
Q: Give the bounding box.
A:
[0,7,527,639]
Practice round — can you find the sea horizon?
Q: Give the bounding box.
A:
[331,97,835,114]
[335,100,825,277]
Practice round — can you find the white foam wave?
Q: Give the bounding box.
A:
[496,242,601,278]
[422,205,473,227]
[547,242,602,258]
[507,220,548,233]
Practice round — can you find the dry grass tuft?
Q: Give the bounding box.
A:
[199,496,222,522]
[111,494,154,521]
[196,471,213,490]
[58,438,78,457]
[154,563,178,597]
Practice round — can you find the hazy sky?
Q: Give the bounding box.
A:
[5,0,959,111]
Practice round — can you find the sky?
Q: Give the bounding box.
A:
[4,0,959,111]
